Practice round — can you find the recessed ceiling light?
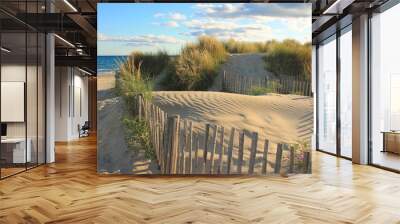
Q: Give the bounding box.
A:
[78,67,93,76]
[63,0,78,12]
[1,47,11,53]
[54,34,75,48]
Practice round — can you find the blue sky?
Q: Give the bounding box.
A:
[98,3,311,56]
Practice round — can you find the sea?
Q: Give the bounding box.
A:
[97,56,127,74]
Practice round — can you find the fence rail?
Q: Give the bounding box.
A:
[136,94,312,175]
[222,71,312,96]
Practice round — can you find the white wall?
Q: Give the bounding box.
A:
[55,67,89,141]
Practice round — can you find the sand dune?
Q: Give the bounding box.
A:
[97,64,314,174]
[153,91,313,147]
[153,91,313,174]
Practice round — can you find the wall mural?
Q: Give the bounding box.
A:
[97,3,313,175]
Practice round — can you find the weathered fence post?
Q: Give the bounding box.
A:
[209,125,218,174]
[222,70,226,91]
[194,134,199,173]
[180,120,188,174]
[137,94,143,120]
[248,132,258,175]
[237,131,245,174]
[274,143,283,174]
[203,124,211,164]
[188,121,193,174]
[165,115,180,174]
[226,128,235,174]
[217,126,225,174]
[289,146,295,173]
[303,151,311,174]
[262,140,269,175]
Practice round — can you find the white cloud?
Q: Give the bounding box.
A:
[164,21,179,27]
[169,12,186,21]
[154,12,186,21]
[182,19,274,42]
[98,33,182,46]
[195,3,310,20]
[184,3,311,43]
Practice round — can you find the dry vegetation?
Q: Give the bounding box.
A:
[116,55,155,159]
[126,51,170,79]
[264,40,311,80]
[123,36,311,90]
[162,36,228,90]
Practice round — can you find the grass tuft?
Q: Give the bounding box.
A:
[116,54,155,160]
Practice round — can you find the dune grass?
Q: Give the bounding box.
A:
[249,80,282,96]
[129,51,169,78]
[116,55,155,159]
[264,40,311,80]
[124,36,311,90]
[224,38,266,53]
[163,36,228,90]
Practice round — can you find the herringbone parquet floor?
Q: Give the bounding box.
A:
[1,135,400,223]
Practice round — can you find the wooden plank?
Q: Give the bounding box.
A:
[304,151,311,174]
[203,124,211,164]
[222,70,226,91]
[237,131,245,174]
[248,132,258,175]
[138,94,142,120]
[187,121,193,174]
[164,116,173,174]
[194,134,199,173]
[180,120,187,174]
[274,143,283,174]
[168,115,180,174]
[160,110,165,172]
[261,139,269,175]
[289,146,295,173]
[217,126,225,174]
[209,125,218,174]
[227,128,235,174]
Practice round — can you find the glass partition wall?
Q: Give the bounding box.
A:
[370,3,400,171]
[0,3,46,179]
[317,35,337,155]
[316,25,352,159]
[339,26,352,159]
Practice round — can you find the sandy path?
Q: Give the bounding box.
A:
[211,53,274,91]
[97,73,160,174]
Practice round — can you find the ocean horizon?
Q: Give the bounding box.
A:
[97,55,127,74]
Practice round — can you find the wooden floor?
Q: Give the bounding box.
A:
[1,135,400,223]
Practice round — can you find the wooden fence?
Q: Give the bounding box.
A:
[136,94,312,175]
[222,71,312,96]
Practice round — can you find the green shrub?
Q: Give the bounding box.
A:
[289,139,311,172]
[264,40,311,80]
[129,51,169,78]
[123,118,155,160]
[224,39,264,53]
[116,55,156,160]
[116,54,153,109]
[250,80,281,95]
[163,36,228,90]
[198,36,227,64]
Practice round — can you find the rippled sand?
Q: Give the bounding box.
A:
[153,91,313,147]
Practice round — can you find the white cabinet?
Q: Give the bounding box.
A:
[1,138,32,163]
